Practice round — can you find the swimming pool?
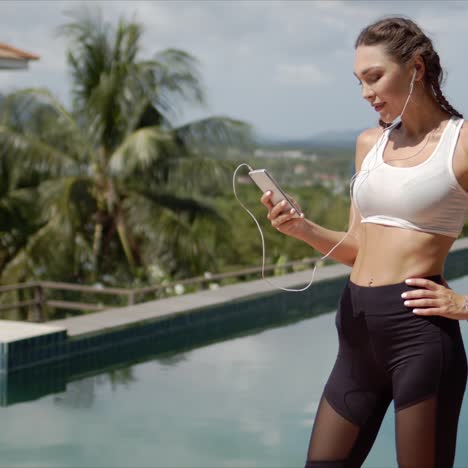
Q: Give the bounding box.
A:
[1,274,468,467]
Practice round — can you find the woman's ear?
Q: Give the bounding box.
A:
[414,57,425,81]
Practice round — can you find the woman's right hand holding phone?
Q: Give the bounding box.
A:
[260,191,306,238]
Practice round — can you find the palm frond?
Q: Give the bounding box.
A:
[173,116,254,153]
[0,247,34,284]
[109,126,178,175]
[163,157,236,196]
[0,89,93,165]
[123,191,221,276]
[0,214,91,283]
[125,98,168,136]
[1,177,95,282]
[114,15,142,64]
[127,189,225,224]
[0,125,78,182]
[58,6,112,109]
[38,176,95,228]
[0,187,38,231]
[139,48,205,117]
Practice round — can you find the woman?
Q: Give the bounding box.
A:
[261,17,468,468]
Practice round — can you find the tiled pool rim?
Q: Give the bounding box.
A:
[1,236,468,375]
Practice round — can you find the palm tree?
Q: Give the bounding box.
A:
[0,6,252,288]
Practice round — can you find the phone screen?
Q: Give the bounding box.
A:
[248,169,302,217]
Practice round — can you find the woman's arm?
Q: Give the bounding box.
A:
[293,207,360,267]
[261,127,381,267]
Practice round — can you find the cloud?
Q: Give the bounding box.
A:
[0,0,467,138]
[276,63,331,86]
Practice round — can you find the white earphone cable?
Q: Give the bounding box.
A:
[233,69,418,293]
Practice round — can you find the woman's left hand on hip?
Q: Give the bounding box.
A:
[401,277,467,320]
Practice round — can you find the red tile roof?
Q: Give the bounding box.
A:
[0,43,39,61]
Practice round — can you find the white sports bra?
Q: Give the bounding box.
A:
[352,116,468,238]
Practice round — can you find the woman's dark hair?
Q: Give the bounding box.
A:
[355,16,463,128]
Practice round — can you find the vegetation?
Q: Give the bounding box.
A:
[0,7,252,294]
[5,8,464,321]
[1,8,353,319]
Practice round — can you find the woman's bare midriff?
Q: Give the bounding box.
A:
[349,223,456,287]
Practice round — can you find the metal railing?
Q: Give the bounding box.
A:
[0,256,323,322]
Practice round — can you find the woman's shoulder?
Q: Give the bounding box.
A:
[457,119,468,159]
[458,119,468,137]
[355,126,383,166]
[454,120,468,191]
[357,126,384,144]
[356,127,384,149]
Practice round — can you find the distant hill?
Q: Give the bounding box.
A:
[257,128,365,150]
[308,129,364,147]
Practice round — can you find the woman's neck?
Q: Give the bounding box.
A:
[399,92,452,139]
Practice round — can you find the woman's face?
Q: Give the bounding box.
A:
[353,44,413,123]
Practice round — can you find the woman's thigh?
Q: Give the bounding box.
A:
[305,280,393,467]
[392,320,467,468]
[305,389,392,467]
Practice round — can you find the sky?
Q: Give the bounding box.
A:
[1,0,468,140]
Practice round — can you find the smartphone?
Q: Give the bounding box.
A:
[248,169,302,218]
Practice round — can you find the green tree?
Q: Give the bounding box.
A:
[0,7,252,288]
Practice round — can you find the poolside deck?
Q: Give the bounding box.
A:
[1,236,468,374]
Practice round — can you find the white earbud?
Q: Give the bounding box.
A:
[410,68,417,94]
[392,67,418,127]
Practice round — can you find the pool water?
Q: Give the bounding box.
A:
[1,275,468,467]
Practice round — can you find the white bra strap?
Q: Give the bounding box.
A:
[447,117,465,164]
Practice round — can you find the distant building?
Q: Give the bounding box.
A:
[254,148,305,159]
[0,43,39,70]
[294,164,307,175]
[282,150,303,159]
